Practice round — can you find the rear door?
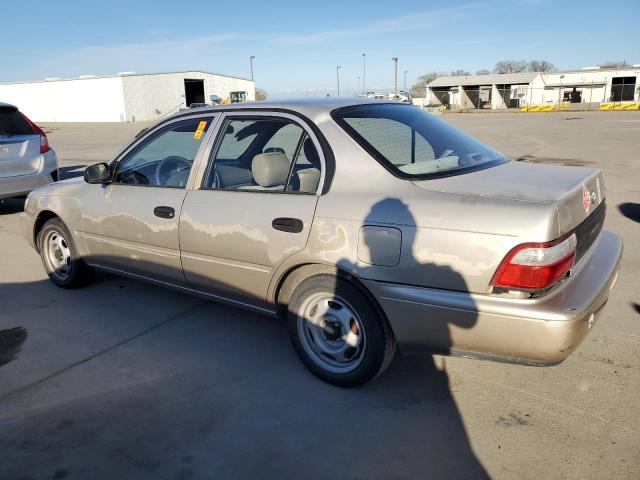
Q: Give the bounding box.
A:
[179,111,324,309]
[0,105,41,177]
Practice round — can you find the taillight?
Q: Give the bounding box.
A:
[492,233,577,290]
[20,112,50,154]
[37,126,50,153]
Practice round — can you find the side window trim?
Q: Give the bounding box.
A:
[283,132,307,192]
[199,112,324,195]
[111,115,215,189]
[200,116,238,191]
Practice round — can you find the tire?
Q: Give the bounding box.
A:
[37,217,91,289]
[287,274,396,387]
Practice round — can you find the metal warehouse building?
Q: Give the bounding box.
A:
[0,70,255,122]
[424,66,640,110]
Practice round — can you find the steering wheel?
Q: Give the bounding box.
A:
[154,156,191,185]
[119,169,150,185]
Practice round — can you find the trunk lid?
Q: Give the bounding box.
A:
[412,160,606,238]
[0,105,42,177]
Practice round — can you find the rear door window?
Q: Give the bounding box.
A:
[263,123,303,160]
[203,116,321,194]
[287,134,322,193]
[216,119,259,160]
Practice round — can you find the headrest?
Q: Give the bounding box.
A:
[294,167,321,193]
[251,152,290,187]
[303,137,321,168]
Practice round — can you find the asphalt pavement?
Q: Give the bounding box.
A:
[1,111,638,479]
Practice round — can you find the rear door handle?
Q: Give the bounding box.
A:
[272,217,303,233]
[154,206,175,219]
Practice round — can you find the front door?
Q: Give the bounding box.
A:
[179,113,324,308]
[82,116,215,285]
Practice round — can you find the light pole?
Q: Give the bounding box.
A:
[558,74,565,107]
[336,66,341,97]
[404,70,408,93]
[362,53,366,95]
[250,56,255,81]
[392,57,398,97]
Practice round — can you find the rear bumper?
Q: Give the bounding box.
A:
[363,229,623,365]
[0,150,58,199]
[0,170,56,199]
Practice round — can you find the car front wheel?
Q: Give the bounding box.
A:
[287,274,396,387]
[37,217,91,289]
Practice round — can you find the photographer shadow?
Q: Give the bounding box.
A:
[334,198,488,478]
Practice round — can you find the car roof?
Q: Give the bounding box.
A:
[170,98,400,123]
[0,102,18,110]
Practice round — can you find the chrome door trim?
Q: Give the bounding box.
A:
[180,251,273,272]
[87,263,276,316]
[83,232,181,259]
[185,114,224,191]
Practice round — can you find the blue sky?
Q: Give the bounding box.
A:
[3,0,639,97]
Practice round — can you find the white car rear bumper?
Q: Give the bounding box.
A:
[0,150,58,199]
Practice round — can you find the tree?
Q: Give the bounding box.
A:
[494,60,528,74]
[450,69,471,76]
[528,60,555,72]
[255,88,267,101]
[599,60,631,69]
[476,69,491,75]
[410,72,440,98]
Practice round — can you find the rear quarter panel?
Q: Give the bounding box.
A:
[299,189,559,293]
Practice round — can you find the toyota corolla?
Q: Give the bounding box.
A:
[21,100,622,387]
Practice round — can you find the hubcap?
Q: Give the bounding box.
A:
[297,293,366,373]
[43,229,72,281]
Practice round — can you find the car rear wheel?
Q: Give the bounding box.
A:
[287,274,396,387]
[37,218,91,288]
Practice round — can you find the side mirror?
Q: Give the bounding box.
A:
[84,162,111,184]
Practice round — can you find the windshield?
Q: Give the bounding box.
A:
[332,103,506,178]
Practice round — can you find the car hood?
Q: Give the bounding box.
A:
[30,175,85,197]
[412,160,606,236]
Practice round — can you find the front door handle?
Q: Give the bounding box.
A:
[154,206,175,219]
[272,217,303,233]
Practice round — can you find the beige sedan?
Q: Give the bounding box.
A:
[21,100,622,386]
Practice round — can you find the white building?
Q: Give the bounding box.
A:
[425,66,640,110]
[0,70,255,122]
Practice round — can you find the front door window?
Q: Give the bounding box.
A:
[115,118,212,188]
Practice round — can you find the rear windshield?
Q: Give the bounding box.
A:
[0,107,33,136]
[332,103,506,178]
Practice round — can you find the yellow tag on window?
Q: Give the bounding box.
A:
[194,121,207,139]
